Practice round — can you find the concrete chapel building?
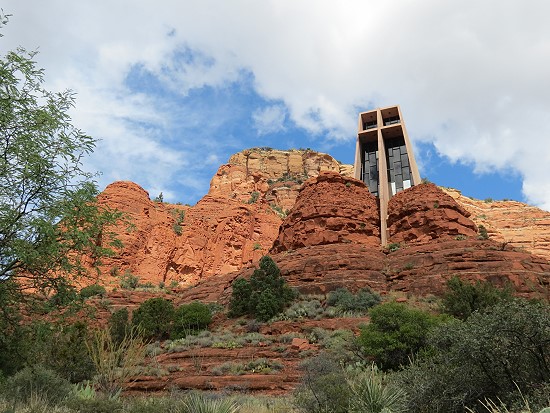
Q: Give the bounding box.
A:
[354,105,421,245]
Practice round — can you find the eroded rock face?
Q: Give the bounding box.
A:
[209,148,353,212]
[95,182,281,288]
[387,183,478,243]
[271,172,380,253]
[444,188,550,261]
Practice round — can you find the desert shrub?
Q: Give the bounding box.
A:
[441,276,513,320]
[294,353,350,413]
[396,299,550,412]
[346,364,408,413]
[132,297,175,339]
[247,191,260,204]
[87,327,148,397]
[478,224,489,239]
[120,271,139,290]
[327,287,381,314]
[183,392,239,413]
[1,365,72,405]
[108,308,130,345]
[229,256,296,321]
[79,284,106,299]
[65,396,123,413]
[357,302,449,371]
[172,301,212,339]
[24,321,95,383]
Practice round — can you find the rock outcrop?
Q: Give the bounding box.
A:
[443,188,550,261]
[387,183,478,243]
[209,148,353,212]
[95,182,281,288]
[271,172,380,253]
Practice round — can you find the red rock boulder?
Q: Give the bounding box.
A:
[271,172,380,253]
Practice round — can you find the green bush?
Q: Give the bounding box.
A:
[108,308,130,345]
[120,271,139,290]
[24,321,95,383]
[229,256,296,322]
[357,302,448,371]
[441,276,512,320]
[396,299,550,412]
[172,301,212,339]
[478,224,489,239]
[1,365,72,405]
[327,287,381,313]
[132,297,175,339]
[294,353,351,413]
[80,284,106,299]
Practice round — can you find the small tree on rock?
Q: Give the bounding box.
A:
[229,256,296,321]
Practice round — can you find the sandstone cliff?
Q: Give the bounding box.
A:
[183,175,549,303]
[443,188,550,261]
[93,148,550,293]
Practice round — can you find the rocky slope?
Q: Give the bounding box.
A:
[91,148,550,291]
[182,174,549,302]
[443,188,550,261]
[95,181,281,288]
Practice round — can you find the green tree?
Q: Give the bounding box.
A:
[397,299,550,412]
[229,255,296,321]
[132,297,175,340]
[0,14,122,376]
[441,276,512,320]
[172,301,212,338]
[0,14,122,293]
[357,302,448,371]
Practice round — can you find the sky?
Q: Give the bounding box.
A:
[1,1,549,209]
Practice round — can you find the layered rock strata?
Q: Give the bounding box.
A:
[271,172,380,253]
[387,183,478,243]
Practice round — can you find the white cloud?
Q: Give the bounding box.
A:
[252,105,287,136]
[1,0,550,208]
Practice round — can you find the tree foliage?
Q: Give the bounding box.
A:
[229,255,296,321]
[397,299,550,412]
[0,19,122,292]
[171,301,212,339]
[357,302,448,371]
[441,276,513,320]
[132,297,175,340]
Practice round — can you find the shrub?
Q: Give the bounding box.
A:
[183,392,239,413]
[387,243,400,252]
[132,297,175,339]
[441,276,512,320]
[120,270,139,289]
[396,299,550,412]
[294,353,350,413]
[80,284,106,299]
[25,321,95,383]
[108,308,130,345]
[357,302,448,371]
[172,301,212,339]
[229,256,296,321]
[327,287,381,314]
[2,365,72,405]
[247,191,260,204]
[478,224,489,239]
[346,364,408,413]
[87,326,148,397]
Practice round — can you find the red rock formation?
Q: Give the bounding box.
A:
[443,188,550,261]
[387,183,478,243]
[271,172,380,253]
[94,182,281,288]
[209,148,353,212]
